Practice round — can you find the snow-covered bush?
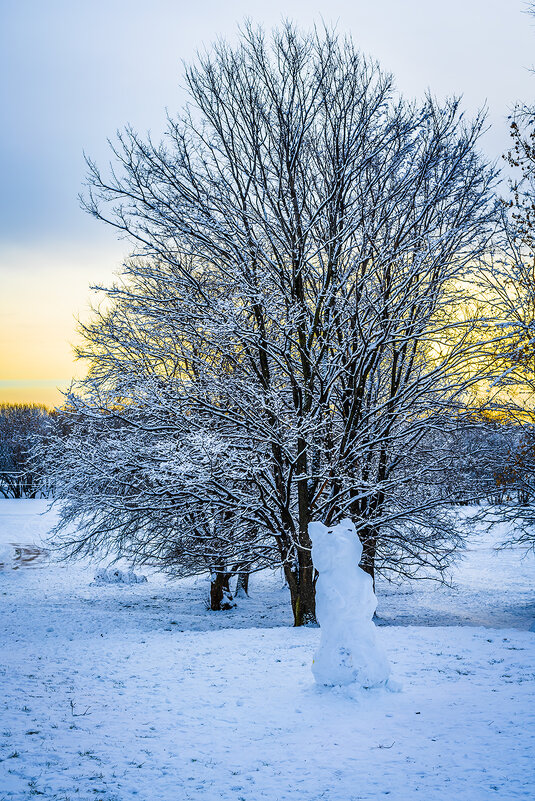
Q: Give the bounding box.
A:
[92,567,148,585]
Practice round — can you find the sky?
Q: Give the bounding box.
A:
[1,0,534,407]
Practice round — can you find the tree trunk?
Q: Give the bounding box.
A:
[283,554,317,626]
[360,532,376,594]
[235,571,250,597]
[210,571,232,611]
[286,433,317,626]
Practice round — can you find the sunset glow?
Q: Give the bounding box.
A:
[0,245,122,407]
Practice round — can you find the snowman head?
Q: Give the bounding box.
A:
[309,519,363,574]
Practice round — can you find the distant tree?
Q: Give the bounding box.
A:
[431,413,524,504]
[48,24,498,623]
[0,404,50,498]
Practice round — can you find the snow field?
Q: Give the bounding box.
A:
[0,500,534,800]
[2,623,534,800]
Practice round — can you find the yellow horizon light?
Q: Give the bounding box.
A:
[0,242,122,409]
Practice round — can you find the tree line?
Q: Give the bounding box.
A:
[0,404,51,499]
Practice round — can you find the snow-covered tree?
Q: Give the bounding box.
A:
[49,24,499,623]
[467,114,535,549]
[470,0,535,551]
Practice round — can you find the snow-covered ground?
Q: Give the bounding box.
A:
[1,500,534,800]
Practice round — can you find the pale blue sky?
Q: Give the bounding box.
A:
[1,0,533,247]
[0,0,534,402]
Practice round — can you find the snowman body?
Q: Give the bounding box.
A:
[309,519,391,687]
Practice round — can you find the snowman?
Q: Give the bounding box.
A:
[309,519,391,688]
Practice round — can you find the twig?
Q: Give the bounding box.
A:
[70,699,91,717]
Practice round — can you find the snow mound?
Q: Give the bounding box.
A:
[220,589,237,609]
[309,518,391,688]
[92,567,148,585]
